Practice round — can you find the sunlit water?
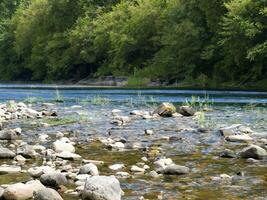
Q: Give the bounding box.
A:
[0,84,267,199]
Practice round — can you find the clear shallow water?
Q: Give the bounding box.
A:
[0,84,267,200]
[0,84,267,105]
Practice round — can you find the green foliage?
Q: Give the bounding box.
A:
[0,0,266,88]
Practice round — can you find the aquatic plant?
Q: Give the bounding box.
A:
[125,91,158,108]
[184,95,213,110]
[54,89,64,102]
[91,95,110,105]
[6,101,16,110]
[42,116,77,126]
[23,96,44,104]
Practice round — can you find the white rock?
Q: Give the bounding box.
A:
[109,164,124,171]
[130,165,145,173]
[56,151,81,160]
[0,165,21,174]
[53,140,75,153]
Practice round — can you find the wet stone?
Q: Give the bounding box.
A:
[239,144,267,160]
[0,147,16,159]
[40,172,68,188]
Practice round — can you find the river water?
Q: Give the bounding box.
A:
[0,84,267,200]
[1,84,267,104]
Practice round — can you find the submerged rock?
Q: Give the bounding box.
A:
[0,147,15,159]
[82,176,122,200]
[34,188,63,200]
[239,144,267,160]
[153,103,176,117]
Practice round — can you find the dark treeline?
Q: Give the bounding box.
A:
[0,0,266,88]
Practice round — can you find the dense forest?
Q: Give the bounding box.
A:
[0,0,266,88]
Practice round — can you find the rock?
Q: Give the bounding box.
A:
[239,144,267,160]
[42,111,57,117]
[17,145,38,158]
[148,170,160,178]
[0,165,21,174]
[14,155,26,163]
[79,163,99,176]
[53,140,75,153]
[0,147,15,158]
[225,134,253,142]
[153,103,176,117]
[40,172,68,188]
[130,165,145,173]
[108,142,125,150]
[177,106,196,117]
[145,129,154,135]
[75,174,91,182]
[56,132,64,139]
[157,164,189,175]
[219,149,236,158]
[82,176,122,200]
[28,166,55,178]
[154,158,173,168]
[115,172,130,179]
[34,188,63,200]
[114,116,131,125]
[39,134,49,143]
[0,187,4,199]
[56,151,81,160]
[0,129,20,140]
[109,164,124,171]
[24,108,41,118]
[82,159,104,166]
[3,181,45,200]
[220,124,253,137]
[130,110,149,116]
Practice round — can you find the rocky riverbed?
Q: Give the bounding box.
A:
[0,100,266,200]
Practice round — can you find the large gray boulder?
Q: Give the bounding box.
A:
[239,144,267,159]
[40,172,67,188]
[34,188,63,200]
[82,176,122,200]
[0,147,16,159]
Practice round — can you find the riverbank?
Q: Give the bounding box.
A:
[1,77,267,91]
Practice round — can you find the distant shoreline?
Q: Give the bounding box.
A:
[0,82,267,92]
